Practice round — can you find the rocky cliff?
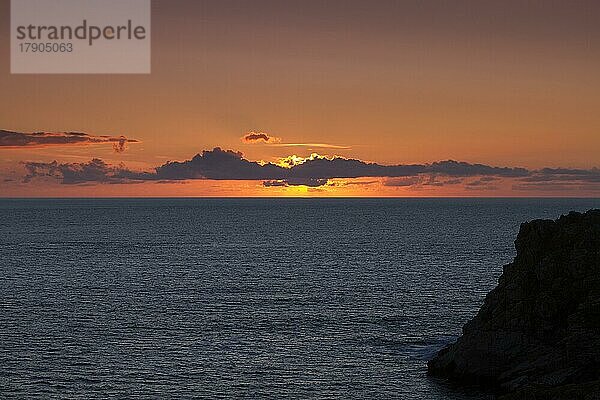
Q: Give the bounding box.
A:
[428,210,600,399]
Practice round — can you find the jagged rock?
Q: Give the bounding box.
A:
[428,210,600,397]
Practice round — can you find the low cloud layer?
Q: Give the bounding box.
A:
[263,178,330,188]
[23,158,143,184]
[17,147,600,192]
[0,130,139,152]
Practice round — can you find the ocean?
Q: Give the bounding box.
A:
[1,198,598,399]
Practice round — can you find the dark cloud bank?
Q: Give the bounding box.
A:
[1,130,138,153]
[19,147,600,191]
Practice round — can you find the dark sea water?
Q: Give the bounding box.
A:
[1,198,599,399]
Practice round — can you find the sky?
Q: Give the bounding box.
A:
[1,0,599,197]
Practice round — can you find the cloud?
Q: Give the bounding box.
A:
[18,147,600,193]
[441,178,464,185]
[241,131,281,144]
[427,160,528,178]
[112,137,131,153]
[422,176,464,187]
[512,182,599,192]
[240,131,349,149]
[384,176,464,188]
[263,178,329,187]
[262,179,289,187]
[339,179,379,186]
[23,158,145,184]
[282,157,528,181]
[466,179,494,187]
[154,147,287,180]
[465,183,499,191]
[0,129,139,152]
[506,168,600,192]
[384,176,424,187]
[272,143,351,150]
[276,154,310,168]
[479,176,500,182]
[520,168,600,183]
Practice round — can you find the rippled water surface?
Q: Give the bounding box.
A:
[1,198,599,399]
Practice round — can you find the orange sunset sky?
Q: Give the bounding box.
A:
[1,0,599,197]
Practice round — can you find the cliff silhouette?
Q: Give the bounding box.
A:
[429,210,600,399]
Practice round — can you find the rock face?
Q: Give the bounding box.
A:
[428,210,600,398]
